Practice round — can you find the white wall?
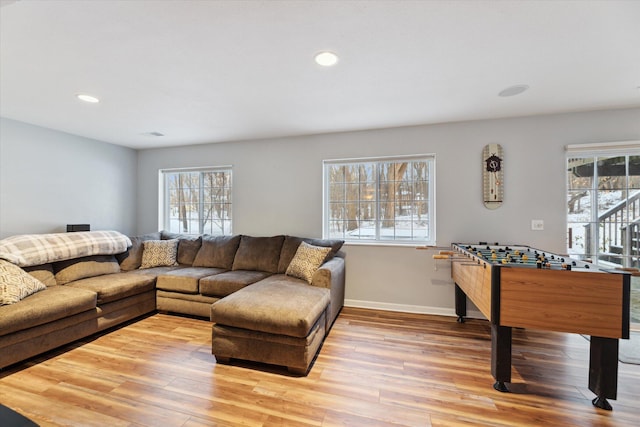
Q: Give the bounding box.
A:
[0,117,138,238]
[137,108,640,315]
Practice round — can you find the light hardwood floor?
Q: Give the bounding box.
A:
[1,307,639,426]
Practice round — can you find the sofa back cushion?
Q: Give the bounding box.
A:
[232,235,285,273]
[161,231,202,265]
[54,255,120,285]
[192,235,241,270]
[277,236,344,273]
[23,263,57,287]
[117,232,161,271]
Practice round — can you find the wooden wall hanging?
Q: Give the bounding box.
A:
[483,143,503,209]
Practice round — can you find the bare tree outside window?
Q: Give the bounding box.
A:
[324,156,434,244]
[162,168,232,235]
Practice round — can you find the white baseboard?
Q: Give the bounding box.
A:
[344,299,485,320]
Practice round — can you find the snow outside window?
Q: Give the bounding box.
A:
[160,167,232,235]
[323,155,435,245]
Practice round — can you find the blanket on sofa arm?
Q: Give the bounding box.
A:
[0,231,132,267]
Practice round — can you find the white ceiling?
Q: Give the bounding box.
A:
[1,0,639,150]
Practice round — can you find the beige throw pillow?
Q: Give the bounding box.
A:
[285,242,331,284]
[140,239,179,269]
[117,232,161,271]
[0,259,47,305]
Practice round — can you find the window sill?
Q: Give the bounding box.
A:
[341,241,436,249]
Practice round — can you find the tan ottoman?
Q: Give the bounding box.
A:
[210,279,330,375]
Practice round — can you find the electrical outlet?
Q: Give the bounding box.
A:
[531,219,544,231]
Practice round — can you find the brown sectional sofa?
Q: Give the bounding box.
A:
[0,231,345,374]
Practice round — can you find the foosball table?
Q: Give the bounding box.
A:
[443,243,631,410]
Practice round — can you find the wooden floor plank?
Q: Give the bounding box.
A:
[1,308,639,426]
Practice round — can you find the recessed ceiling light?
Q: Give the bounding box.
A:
[314,51,338,67]
[76,93,100,103]
[498,85,529,97]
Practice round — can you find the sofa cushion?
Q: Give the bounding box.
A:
[193,235,241,269]
[277,236,344,273]
[23,263,56,287]
[161,231,203,265]
[126,265,184,276]
[53,255,120,285]
[232,235,285,273]
[199,270,272,297]
[156,267,226,294]
[140,239,179,269]
[117,232,161,271]
[66,272,156,304]
[0,260,47,305]
[285,242,332,284]
[211,279,330,338]
[0,286,97,336]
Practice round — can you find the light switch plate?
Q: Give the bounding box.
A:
[531,219,544,231]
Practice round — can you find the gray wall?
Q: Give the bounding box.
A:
[0,117,138,237]
[137,108,640,315]
[2,109,638,315]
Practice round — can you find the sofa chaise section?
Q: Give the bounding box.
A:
[211,279,331,374]
[208,235,345,373]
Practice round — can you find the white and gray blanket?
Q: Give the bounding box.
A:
[0,230,132,267]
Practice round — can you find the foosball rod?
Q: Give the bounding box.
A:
[431,254,448,271]
[415,245,452,251]
[436,251,469,260]
[431,251,469,270]
[414,246,468,270]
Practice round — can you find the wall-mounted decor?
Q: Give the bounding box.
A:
[483,143,503,209]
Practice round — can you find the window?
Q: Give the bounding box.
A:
[323,155,435,244]
[160,167,232,235]
[566,142,640,266]
[566,141,640,329]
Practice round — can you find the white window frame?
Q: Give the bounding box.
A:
[323,154,436,246]
[159,166,233,235]
[566,141,640,265]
